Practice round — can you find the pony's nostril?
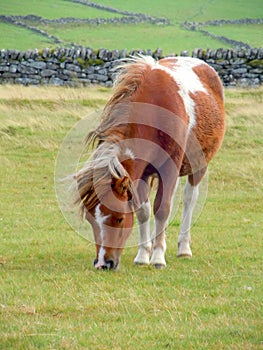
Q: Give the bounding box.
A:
[93,258,98,266]
[106,260,115,269]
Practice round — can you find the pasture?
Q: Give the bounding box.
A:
[1,0,262,52]
[0,85,262,349]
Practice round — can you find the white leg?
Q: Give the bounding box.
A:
[134,201,152,265]
[167,177,180,224]
[150,218,167,268]
[150,167,179,268]
[150,179,179,267]
[177,179,199,257]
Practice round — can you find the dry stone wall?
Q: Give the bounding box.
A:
[0,47,262,87]
[182,19,263,49]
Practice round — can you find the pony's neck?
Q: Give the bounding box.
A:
[121,158,144,182]
[121,157,151,204]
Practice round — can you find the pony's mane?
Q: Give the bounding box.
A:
[74,142,137,217]
[86,55,156,147]
[75,56,156,216]
[108,55,156,109]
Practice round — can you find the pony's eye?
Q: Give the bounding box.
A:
[116,217,124,224]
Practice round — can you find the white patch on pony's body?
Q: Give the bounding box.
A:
[94,205,112,269]
[95,204,110,227]
[95,204,110,242]
[124,147,135,160]
[152,57,207,135]
[94,247,110,269]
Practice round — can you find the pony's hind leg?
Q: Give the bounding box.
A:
[134,201,152,265]
[177,171,205,257]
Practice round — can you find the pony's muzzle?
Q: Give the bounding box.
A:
[93,258,118,270]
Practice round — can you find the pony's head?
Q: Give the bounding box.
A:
[91,176,134,270]
[75,144,137,270]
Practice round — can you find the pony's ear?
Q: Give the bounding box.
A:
[112,176,132,199]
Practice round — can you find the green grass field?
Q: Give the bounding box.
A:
[1,0,113,19]
[0,1,262,348]
[86,0,263,21]
[0,85,262,349]
[42,22,227,54]
[0,0,262,52]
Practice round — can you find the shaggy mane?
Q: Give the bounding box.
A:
[86,55,156,147]
[75,56,156,216]
[74,143,138,217]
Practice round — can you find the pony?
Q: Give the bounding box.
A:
[74,55,225,270]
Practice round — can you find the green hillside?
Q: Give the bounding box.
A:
[87,0,263,21]
[0,0,262,54]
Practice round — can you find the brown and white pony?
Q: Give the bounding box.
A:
[74,55,225,270]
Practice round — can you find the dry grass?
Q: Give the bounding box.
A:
[0,85,112,101]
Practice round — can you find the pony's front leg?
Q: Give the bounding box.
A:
[150,173,177,268]
[134,201,152,265]
[177,177,200,257]
[150,214,168,268]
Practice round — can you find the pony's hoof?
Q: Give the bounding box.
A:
[134,260,149,266]
[177,242,192,258]
[134,247,151,266]
[177,253,192,258]
[153,263,166,269]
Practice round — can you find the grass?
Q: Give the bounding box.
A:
[0,0,115,19]
[84,0,263,21]
[0,22,52,50]
[43,22,227,54]
[0,0,262,52]
[0,84,262,349]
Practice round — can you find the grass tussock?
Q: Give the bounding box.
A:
[0,85,262,350]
